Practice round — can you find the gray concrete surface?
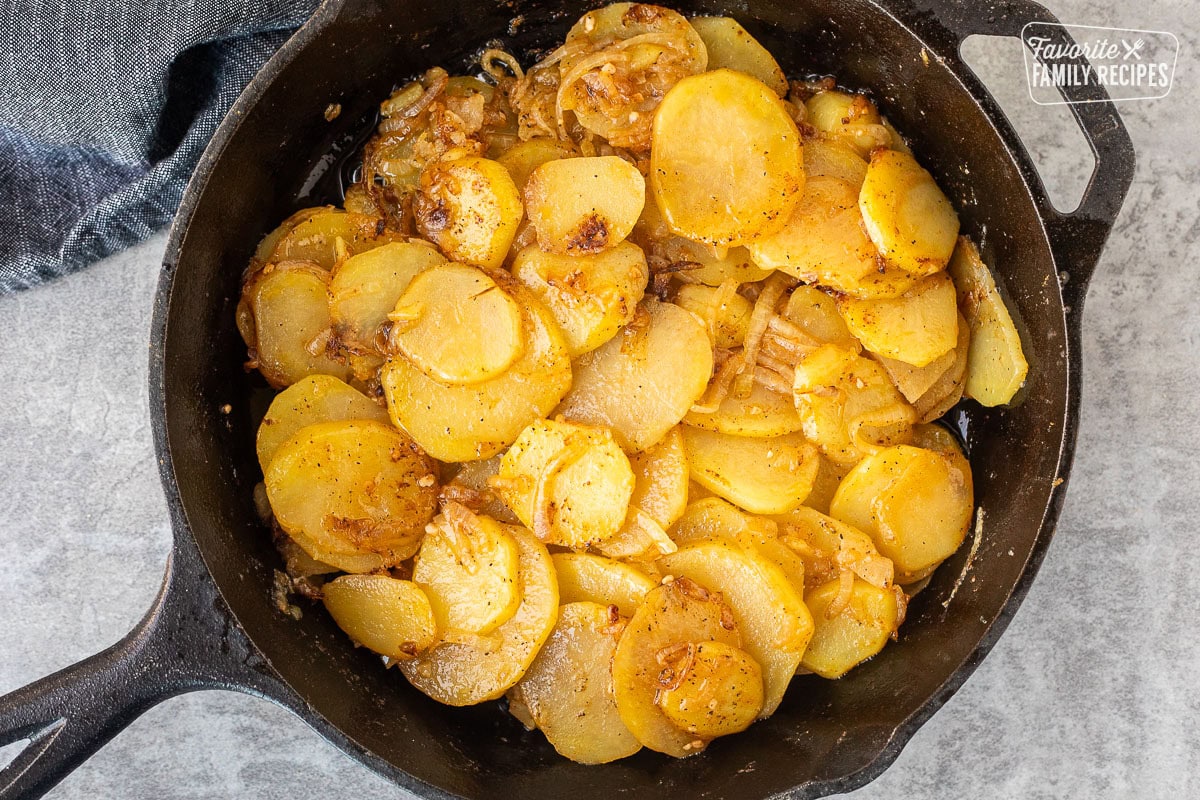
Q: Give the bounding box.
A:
[1,1,1197,797]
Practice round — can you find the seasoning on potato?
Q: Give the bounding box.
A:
[237,2,1027,766]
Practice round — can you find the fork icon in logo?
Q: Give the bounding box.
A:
[1123,38,1145,59]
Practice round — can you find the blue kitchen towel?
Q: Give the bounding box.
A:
[0,0,321,294]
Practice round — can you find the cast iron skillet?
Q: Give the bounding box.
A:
[0,0,1133,797]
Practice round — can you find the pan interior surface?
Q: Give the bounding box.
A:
[159,1,1070,797]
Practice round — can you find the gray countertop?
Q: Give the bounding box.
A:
[2,2,1197,797]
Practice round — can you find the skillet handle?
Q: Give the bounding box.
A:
[918,0,1136,310]
[0,548,282,800]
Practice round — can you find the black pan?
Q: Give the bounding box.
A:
[0,0,1133,797]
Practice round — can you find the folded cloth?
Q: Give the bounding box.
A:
[0,0,320,293]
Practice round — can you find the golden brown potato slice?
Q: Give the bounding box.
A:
[689,16,787,96]
[524,156,645,255]
[265,420,438,573]
[626,425,689,529]
[670,497,806,592]
[557,300,713,452]
[497,138,580,192]
[323,574,438,660]
[911,311,970,422]
[673,284,752,349]
[256,374,389,472]
[651,69,803,246]
[804,90,890,158]
[242,261,353,388]
[839,272,959,367]
[251,206,332,270]
[659,539,813,716]
[413,505,521,636]
[874,346,957,403]
[859,149,959,276]
[830,444,973,576]
[389,263,525,385]
[328,241,446,348]
[781,285,861,351]
[612,577,741,757]
[400,526,559,705]
[799,455,849,516]
[512,241,649,356]
[684,380,803,438]
[773,504,894,592]
[510,602,642,763]
[793,344,915,466]
[747,177,885,293]
[803,138,868,189]
[946,237,1029,406]
[381,284,572,462]
[682,427,818,515]
[657,640,764,738]
[493,419,635,548]
[552,553,656,618]
[267,209,403,270]
[414,156,523,269]
[802,575,900,678]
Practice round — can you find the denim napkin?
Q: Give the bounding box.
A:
[0,0,320,293]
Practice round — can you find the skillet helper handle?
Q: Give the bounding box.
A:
[920,0,1136,310]
[0,549,279,800]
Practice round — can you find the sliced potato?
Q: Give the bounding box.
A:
[414,156,523,269]
[512,241,648,356]
[651,69,803,246]
[874,346,957,403]
[413,505,521,636]
[494,419,635,548]
[256,374,389,472]
[252,206,334,269]
[525,156,645,255]
[390,263,524,385]
[552,553,656,617]
[328,241,446,347]
[242,261,352,388]
[659,540,813,716]
[803,138,868,189]
[382,284,572,462]
[802,576,900,679]
[670,497,806,592]
[773,504,894,592]
[839,272,958,367]
[323,575,437,660]
[657,640,764,738]
[267,209,403,270]
[658,237,772,286]
[684,380,803,438]
[747,176,885,293]
[859,149,959,275]
[265,420,438,573]
[804,90,890,157]
[400,526,559,705]
[689,17,787,96]
[793,344,915,466]
[497,138,580,192]
[946,237,1028,406]
[627,425,689,528]
[801,455,850,516]
[511,602,641,764]
[612,578,741,757]
[557,300,713,452]
[682,427,819,515]
[912,311,970,422]
[781,284,861,351]
[829,444,973,576]
[674,284,753,349]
